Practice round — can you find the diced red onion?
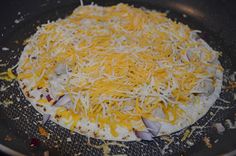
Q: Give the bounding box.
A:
[192,79,214,96]
[213,123,225,134]
[55,64,67,75]
[44,151,49,156]
[54,94,71,107]
[30,138,40,147]
[142,117,161,136]
[46,95,53,102]
[42,114,51,125]
[134,130,153,141]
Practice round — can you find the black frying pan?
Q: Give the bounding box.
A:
[0,0,236,155]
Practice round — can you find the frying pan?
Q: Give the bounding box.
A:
[0,0,236,155]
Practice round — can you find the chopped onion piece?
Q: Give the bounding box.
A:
[142,117,161,136]
[134,130,153,141]
[54,95,71,107]
[46,94,53,102]
[42,114,51,125]
[213,123,225,134]
[55,64,67,75]
[192,79,214,96]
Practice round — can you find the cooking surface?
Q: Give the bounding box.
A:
[0,0,236,156]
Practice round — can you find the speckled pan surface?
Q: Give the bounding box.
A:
[0,0,236,155]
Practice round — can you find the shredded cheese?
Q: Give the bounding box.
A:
[17,4,222,137]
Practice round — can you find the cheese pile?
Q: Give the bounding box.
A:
[17,4,222,137]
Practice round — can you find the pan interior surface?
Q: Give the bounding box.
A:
[0,0,235,155]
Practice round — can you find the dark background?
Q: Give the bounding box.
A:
[0,0,236,155]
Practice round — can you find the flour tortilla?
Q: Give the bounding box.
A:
[17,4,223,141]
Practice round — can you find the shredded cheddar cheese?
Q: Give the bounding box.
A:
[0,67,17,81]
[38,126,49,137]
